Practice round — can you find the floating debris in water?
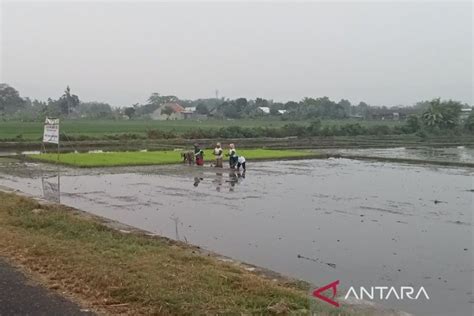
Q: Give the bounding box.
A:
[297,254,336,269]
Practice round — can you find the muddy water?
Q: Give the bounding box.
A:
[327,146,474,164]
[0,158,472,316]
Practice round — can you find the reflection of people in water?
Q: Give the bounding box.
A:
[228,172,237,191]
[214,172,223,191]
[193,177,203,187]
[228,171,238,185]
[41,173,61,203]
[227,170,246,191]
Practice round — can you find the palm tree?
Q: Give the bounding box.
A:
[422,106,444,128]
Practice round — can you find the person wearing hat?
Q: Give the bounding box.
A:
[213,142,223,167]
[227,143,238,169]
[194,143,204,166]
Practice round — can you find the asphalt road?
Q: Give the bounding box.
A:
[0,259,93,316]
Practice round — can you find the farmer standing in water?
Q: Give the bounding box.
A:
[214,142,223,167]
[227,143,238,169]
[194,143,204,166]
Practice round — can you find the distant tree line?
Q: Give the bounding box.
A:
[1,83,472,135]
[0,84,118,121]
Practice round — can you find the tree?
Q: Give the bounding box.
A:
[235,98,248,113]
[270,107,279,115]
[147,93,178,106]
[338,99,351,115]
[55,86,80,116]
[421,99,462,129]
[124,107,135,119]
[255,98,269,108]
[217,101,241,118]
[284,101,299,111]
[404,115,420,133]
[356,101,370,118]
[0,84,27,114]
[160,106,174,116]
[196,103,209,115]
[464,112,474,132]
[422,107,444,128]
[78,102,113,119]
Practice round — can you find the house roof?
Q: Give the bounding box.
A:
[162,102,185,113]
[258,107,270,114]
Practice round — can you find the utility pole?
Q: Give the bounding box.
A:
[215,89,219,100]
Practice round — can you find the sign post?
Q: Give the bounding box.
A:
[43,118,60,162]
[42,118,61,202]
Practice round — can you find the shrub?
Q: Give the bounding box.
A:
[465,112,474,132]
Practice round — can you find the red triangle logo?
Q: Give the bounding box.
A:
[312,280,340,307]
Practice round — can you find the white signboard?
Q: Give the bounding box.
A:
[43,118,60,144]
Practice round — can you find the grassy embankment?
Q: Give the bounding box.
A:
[30,149,317,167]
[0,192,363,315]
[1,119,402,141]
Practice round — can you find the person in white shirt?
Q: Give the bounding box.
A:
[237,155,246,171]
[213,142,223,167]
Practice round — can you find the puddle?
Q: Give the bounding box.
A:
[0,158,472,316]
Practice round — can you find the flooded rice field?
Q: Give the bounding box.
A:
[327,146,474,164]
[0,157,472,316]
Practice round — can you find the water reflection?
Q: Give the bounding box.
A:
[170,215,180,240]
[41,172,60,203]
[193,171,246,192]
[214,172,223,192]
[0,158,471,316]
[193,177,203,187]
[332,146,474,163]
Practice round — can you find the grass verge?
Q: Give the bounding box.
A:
[0,191,362,315]
[29,149,317,167]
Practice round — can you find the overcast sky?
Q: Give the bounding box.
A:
[1,1,472,107]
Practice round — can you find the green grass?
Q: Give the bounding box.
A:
[0,119,403,140]
[31,149,317,167]
[0,192,368,315]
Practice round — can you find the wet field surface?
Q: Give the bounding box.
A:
[325,146,474,164]
[0,157,472,316]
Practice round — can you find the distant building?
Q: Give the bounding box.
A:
[184,107,196,113]
[460,108,472,121]
[258,107,270,114]
[181,106,207,120]
[151,102,185,120]
[277,109,287,115]
[371,110,404,120]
